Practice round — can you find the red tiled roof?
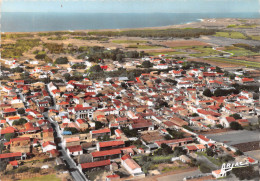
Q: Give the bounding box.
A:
[0,152,22,159]
[42,141,56,148]
[186,145,197,151]
[81,160,111,169]
[121,154,131,161]
[0,127,17,135]
[3,108,16,113]
[198,135,210,142]
[91,148,121,158]
[91,128,110,134]
[67,145,82,152]
[226,117,236,123]
[10,137,30,142]
[9,160,18,166]
[98,140,124,148]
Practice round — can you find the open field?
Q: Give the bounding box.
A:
[224,46,259,56]
[205,57,260,68]
[215,31,247,39]
[21,174,60,181]
[251,36,260,40]
[126,45,163,49]
[159,40,208,48]
[112,40,148,44]
[227,24,258,28]
[205,130,260,146]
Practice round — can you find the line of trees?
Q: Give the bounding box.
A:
[88,28,218,38]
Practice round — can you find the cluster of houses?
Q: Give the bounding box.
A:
[0,55,259,180]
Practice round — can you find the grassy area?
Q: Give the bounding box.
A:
[161,166,186,173]
[21,174,60,181]
[206,57,260,68]
[250,36,260,41]
[196,152,222,167]
[215,31,247,39]
[126,45,162,49]
[148,51,186,56]
[189,47,221,57]
[224,46,259,56]
[112,40,147,44]
[152,154,175,161]
[227,24,257,28]
[47,36,68,40]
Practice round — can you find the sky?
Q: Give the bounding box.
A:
[1,0,260,13]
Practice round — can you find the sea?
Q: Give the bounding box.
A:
[1,12,260,32]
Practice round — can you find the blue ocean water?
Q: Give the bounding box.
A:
[1,12,260,32]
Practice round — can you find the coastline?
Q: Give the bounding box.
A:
[2,18,260,34]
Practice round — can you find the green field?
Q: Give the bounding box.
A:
[224,46,259,56]
[251,36,260,41]
[215,31,247,39]
[126,45,162,49]
[227,24,257,29]
[189,47,221,57]
[112,40,147,44]
[148,51,186,56]
[21,174,60,181]
[206,57,260,68]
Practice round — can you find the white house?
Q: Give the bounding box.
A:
[42,141,56,152]
[121,155,145,177]
[67,145,83,156]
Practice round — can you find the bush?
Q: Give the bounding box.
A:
[230,122,243,130]
[17,166,30,173]
[30,167,41,173]
[234,150,244,156]
[232,166,259,180]
[216,124,224,129]
[55,57,68,64]
[199,163,212,173]
[64,127,79,134]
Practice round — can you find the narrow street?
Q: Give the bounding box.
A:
[44,84,88,181]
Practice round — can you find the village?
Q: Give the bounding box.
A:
[0,47,259,181]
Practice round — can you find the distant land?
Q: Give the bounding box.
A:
[1,12,260,32]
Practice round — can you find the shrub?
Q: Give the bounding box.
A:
[30,167,41,173]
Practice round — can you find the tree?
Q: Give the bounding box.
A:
[13,118,27,125]
[191,113,199,117]
[206,148,214,157]
[230,113,242,120]
[219,155,234,163]
[173,146,186,156]
[216,124,224,129]
[35,54,46,60]
[203,88,213,97]
[89,65,102,72]
[155,143,173,156]
[232,166,259,180]
[142,61,153,68]
[95,121,105,130]
[17,108,25,115]
[234,150,244,156]
[230,122,243,130]
[165,78,177,85]
[64,73,71,82]
[155,79,162,84]
[64,127,79,134]
[4,133,15,141]
[55,57,68,64]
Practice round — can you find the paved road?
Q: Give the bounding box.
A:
[45,84,87,181]
[205,130,260,146]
